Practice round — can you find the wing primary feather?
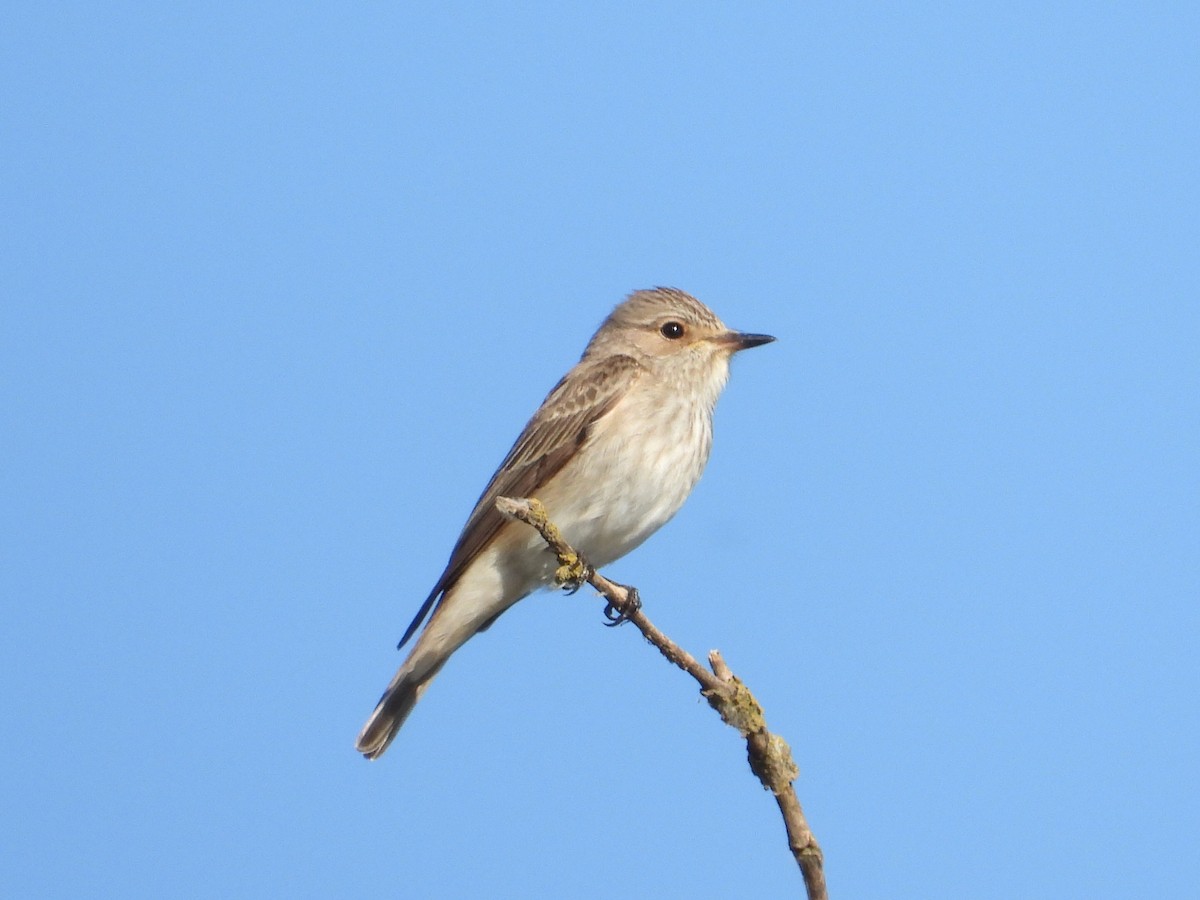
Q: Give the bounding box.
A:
[396,587,440,649]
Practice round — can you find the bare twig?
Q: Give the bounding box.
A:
[496,496,826,900]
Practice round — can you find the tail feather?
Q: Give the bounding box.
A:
[355,675,435,760]
[357,573,515,759]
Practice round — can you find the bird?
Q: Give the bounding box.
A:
[356,287,774,759]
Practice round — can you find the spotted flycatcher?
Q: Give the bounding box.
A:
[356,287,774,759]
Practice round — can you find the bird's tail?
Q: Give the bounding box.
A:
[357,576,512,759]
[355,669,439,760]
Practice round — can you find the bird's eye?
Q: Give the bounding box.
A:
[660,321,686,339]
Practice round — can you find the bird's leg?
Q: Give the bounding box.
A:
[549,546,641,626]
[603,585,642,627]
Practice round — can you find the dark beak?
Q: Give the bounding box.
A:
[718,331,776,352]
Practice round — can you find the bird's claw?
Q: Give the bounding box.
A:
[555,552,593,594]
[603,587,642,627]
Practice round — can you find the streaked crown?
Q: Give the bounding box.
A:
[601,287,724,333]
[583,287,727,360]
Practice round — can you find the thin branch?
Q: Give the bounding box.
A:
[496,496,827,900]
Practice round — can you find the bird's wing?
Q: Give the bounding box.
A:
[396,353,644,648]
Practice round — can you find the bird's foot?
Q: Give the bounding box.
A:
[555,551,593,595]
[603,586,642,627]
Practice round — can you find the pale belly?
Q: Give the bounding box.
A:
[534,392,714,570]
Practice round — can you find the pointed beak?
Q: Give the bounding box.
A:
[715,331,776,352]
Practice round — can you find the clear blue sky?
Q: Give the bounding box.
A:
[3,4,1197,897]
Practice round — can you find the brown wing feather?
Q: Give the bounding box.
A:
[396,354,643,648]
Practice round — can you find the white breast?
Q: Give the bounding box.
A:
[536,357,726,569]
